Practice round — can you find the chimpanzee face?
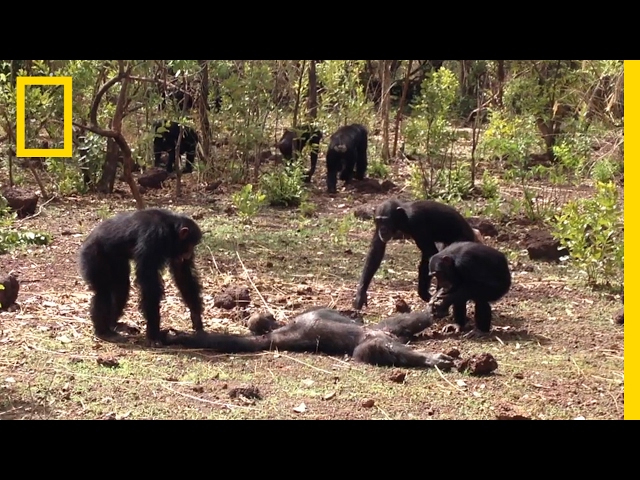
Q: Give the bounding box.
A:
[375,215,396,243]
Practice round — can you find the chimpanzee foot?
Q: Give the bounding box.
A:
[423,352,454,370]
[441,323,464,334]
[114,321,140,336]
[463,328,490,339]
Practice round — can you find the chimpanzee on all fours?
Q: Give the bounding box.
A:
[325,123,368,193]
[152,120,199,174]
[161,307,454,370]
[429,241,512,336]
[353,198,479,310]
[78,209,205,345]
[277,125,323,182]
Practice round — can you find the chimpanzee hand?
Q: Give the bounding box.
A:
[423,352,454,370]
[353,290,367,310]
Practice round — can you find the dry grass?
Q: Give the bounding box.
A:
[0,165,624,420]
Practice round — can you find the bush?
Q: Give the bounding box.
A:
[552,181,623,287]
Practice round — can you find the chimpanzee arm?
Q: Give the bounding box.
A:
[353,232,387,309]
[170,258,204,332]
[417,242,439,302]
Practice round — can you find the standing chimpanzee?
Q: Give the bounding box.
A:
[428,242,512,337]
[78,209,205,345]
[152,120,199,174]
[160,307,454,370]
[325,123,368,194]
[277,125,323,182]
[353,198,479,310]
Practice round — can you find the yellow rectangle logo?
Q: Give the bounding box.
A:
[16,76,73,157]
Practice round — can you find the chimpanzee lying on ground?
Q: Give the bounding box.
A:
[277,125,323,182]
[160,307,454,370]
[353,198,479,310]
[429,241,512,337]
[78,209,205,345]
[152,120,199,174]
[325,123,368,193]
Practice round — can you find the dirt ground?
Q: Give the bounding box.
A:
[0,170,624,420]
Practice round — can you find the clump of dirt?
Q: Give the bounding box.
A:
[395,298,411,313]
[455,352,498,375]
[351,178,397,194]
[2,187,39,218]
[389,370,407,383]
[214,286,251,310]
[524,229,569,262]
[445,348,461,359]
[229,385,262,400]
[352,203,377,221]
[467,217,499,237]
[137,167,168,189]
[96,356,120,368]
[0,274,20,311]
[613,308,624,325]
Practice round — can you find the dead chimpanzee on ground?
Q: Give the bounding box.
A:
[78,209,205,345]
[353,198,479,310]
[160,307,454,370]
[277,125,323,183]
[428,241,512,337]
[325,123,368,194]
[152,120,200,174]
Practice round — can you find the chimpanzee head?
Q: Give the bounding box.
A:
[374,199,409,243]
[176,216,202,261]
[428,254,455,291]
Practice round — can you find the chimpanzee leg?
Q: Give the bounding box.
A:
[111,260,131,329]
[165,148,176,173]
[182,150,196,174]
[90,290,115,338]
[339,151,356,183]
[353,337,453,370]
[305,147,319,183]
[354,147,367,180]
[326,157,340,194]
[474,300,493,332]
[169,259,204,332]
[153,144,165,168]
[135,260,165,342]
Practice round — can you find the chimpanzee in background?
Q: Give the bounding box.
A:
[78,208,205,345]
[325,123,368,194]
[277,125,323,182]
[353,198,479,310]
[429,241,512,336]
[152,120,199,174]
[160,307,454,370]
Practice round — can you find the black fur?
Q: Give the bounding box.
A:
[78,209,204,343]
[325,123,368,193]
[161,308,453,370]
[152,120,199,174]
[353,198,478,310]
[429,241,512,333]
[277,125,323,182]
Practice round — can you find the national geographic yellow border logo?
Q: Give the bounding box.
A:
[15,76,73,158]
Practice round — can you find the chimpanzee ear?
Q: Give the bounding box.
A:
[179,227,190,241]
[441,255,454,266]
[394,206,409,222]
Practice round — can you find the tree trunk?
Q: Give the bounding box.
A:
[306,60,318,120]
[96,137,120,193]
[393,60,412,157]
[292,60,306,128]
[380,60,392,161]
[496,60,505,107]
[198,60,212,163]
